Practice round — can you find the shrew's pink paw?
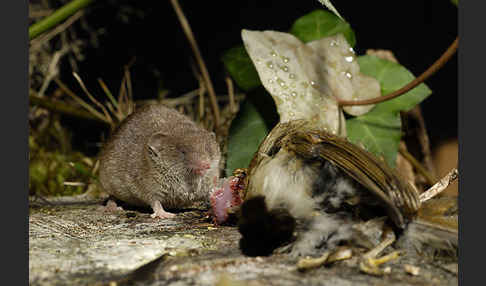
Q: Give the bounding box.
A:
[99,199,124,212]
[150,200,176,219]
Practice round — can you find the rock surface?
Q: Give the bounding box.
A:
[29,204,458,286]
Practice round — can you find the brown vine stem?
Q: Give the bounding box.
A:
[170,0,221,128]
[338,37,458,107]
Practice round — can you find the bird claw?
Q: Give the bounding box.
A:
[295,247,353,271]
[359,251,401,276]
[359,229,400,276]
[297,251,331,271]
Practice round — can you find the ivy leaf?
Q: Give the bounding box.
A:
[357,55,432,113]
[225,100,269,176]
[221,46,262,91]
[222,9,357,91]
[346,55,432,167]
[290,10,356,47]
[346,109,401,167]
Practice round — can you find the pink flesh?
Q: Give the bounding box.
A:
[210,178,232,224]
[210,176,244,224]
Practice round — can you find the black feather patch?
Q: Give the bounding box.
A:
[238,196,296,256]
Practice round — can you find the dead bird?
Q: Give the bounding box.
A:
[214,120,457,267]
[98,104,221,218]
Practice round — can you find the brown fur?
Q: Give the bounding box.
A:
[98,104,220,211]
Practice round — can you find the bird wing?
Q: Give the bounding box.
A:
[281,121,420,229]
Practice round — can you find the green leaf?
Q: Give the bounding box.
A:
[290,10,356,47]
[222,46,262,91]
[346,109,401,167]
[451,0,458,6]
[223,10,356,91]
[346,55,432,167]
[357,55,432,113]
[225,100,269,176]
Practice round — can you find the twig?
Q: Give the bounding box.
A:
[170,0,221,127]
[136,90,245,107]
[190,60,206,121]
[408,106,437,178]
[29,92,108,125]
[29,0,94,40]
[53,78,110,124]
[37,45,71,97]
[399,145,436,186]
[338,37,458,106]
[30,10,84,51]
[123,64,135,114]
[73,72,114,125]
[159,88,204,107]
[97,78,119,110]
[225,75,237,113]
[198,83,206,121]
[419,168,458,203]
[29,9,55,19]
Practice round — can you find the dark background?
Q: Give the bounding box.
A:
[61,0,457,154]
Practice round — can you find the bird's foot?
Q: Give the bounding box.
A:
[359,250,401,276]
[296,246,353,271]
[359,229,401,276]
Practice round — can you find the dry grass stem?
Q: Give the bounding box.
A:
[124,65,134,112]
[198,84,206,121]
[73,72,113,125]
[54,78,109,124]
[97,78,119,110]
[29,9,55,19]
[159,88,204,107]
[170,0,220,127]
[225,76,237,113]
[37,46,71,97]
[30,10,85,51]
[399,145,436,186]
